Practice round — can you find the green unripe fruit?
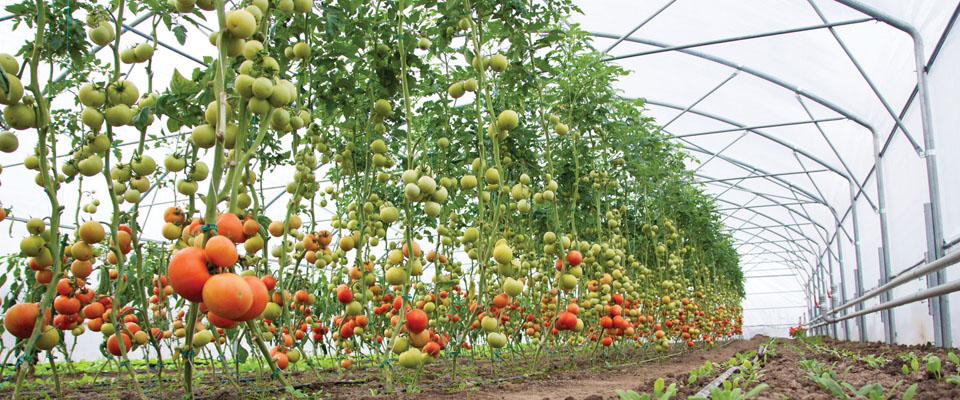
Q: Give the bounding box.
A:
[193,330,212,347]
[78,155,103,177]
[503,277,523,297]
[460,174,478,190]
[463,227,479,243]
[398,348,422,369]
[484,168,500,184]
[373,99,391,117]
[23,155,39,170]
[497,110,519,131]
[489,54,508,72]
[0,131,18,153]
[132,155,156,176]
[81,107,103,131]
[379,206,399,224]
[4,103,35,130]
[423,201,441,217]
[293,42,310,58]
[79,84,106,107]
[392,337,409,354]
[481,316,498,333]
[120,48,136,64]
[486,332,507,348]
[20,236,44,257]
[560,274,578,290]
[104,104,132,126]
[134,43,154,62]
[225,10,257,39]
[164,154,186,172]
[252,77,274,99]
[261,302,282,320]
[404,183,420,201]
[371,139,387,154]
[176,179,197,195]
[417,176,436,195]
[346,300,362,316]
[88,24,113,46]
[463,78,478,92]
[191,124,216,149]
[493,243,512,264]
[447,81,465,99]
[418,37,431,50]
[90,134,110,154]
[386,266,406,285]
[0,54,18,75]
[235,74,255,98]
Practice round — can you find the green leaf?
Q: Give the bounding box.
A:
[169,69,198,95]
[132,106,153,131]
[615,389,646,400]
[0,63,8,94]
[653,378,664,394]
[926,355,941,377]
[173,25,187,46]
[237,346,249,363]
[902,383,918,400]
[744,384,768,398]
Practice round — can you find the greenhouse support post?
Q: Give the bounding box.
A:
[849,179,867,342]
[835,219,851,340]
[878,247,895,343]
[869,122,896,344]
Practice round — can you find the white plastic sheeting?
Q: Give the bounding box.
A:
[0,1,958,352]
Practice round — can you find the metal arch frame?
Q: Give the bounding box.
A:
[626,66,891,339]
[717,205,821,265]
[672,126,828,205]
[703,179,833,252]
[644,98,877,210]
[718,208,820,262]
[598,0,960,342]
[721,210,820,260]
[596,20,895,336]
[736,245,813,285]
[676,127,829,208]
[734,239,816,279]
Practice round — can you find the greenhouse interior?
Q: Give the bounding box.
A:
[0,0,959,398]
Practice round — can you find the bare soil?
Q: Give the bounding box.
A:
[758,337,960,400]
[8,335,960,399]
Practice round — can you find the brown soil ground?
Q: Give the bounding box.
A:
[757,336,960,400]
[5,335,960,399]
